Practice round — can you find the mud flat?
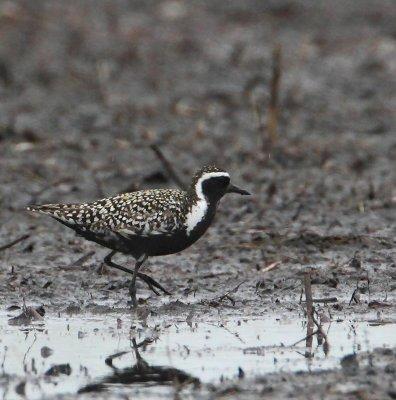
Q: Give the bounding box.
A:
[0,0,395,399]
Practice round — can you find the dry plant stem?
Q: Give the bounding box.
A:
[304,272,314,320]
[149,144,186,190]
[207,280,247,306]
[261,261,280,273]
[217,280,246,303]
[312,311,330,354]
[0,234,30,252]
[304,271,314,358]
[266,44,282,146]
[291,329,319,347]
[349,280,360,305]
[312,297,338,303]
[71,251,95,267]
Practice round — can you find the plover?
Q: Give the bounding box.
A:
[27,165,250,306]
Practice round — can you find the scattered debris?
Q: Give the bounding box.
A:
[41,346,53,358]
[8,306,45,326]
[71,251,95,267]
[205,281,246,307]
[149,144,186,190]
[45,364,72,377]
[0,234,30,252]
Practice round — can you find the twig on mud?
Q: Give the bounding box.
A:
[105,351,129,367]
[205,280,246,307]
[349,280,361,305]
[23,332,37,366]
[0,234,30,252]
[217,280,246,303]
[304,271,314,358]
[366,270,371,302]
[291,329,319,347]
[260,261,281,273]
[299,274,330,355]
[312,310,330,355]
[304,272,314,320]
[197,271,231,279]
[149,144,186,190]
[206,322,245,344]
[71,251,95,267]
[105,338,157,368]
[266,44,282,146]
[299,287,304,304]
[309,297,338,304]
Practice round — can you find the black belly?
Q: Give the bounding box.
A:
[123,214,215,257]
[124,232,195,257]
[59,208,216,258]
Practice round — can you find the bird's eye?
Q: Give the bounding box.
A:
[218,176,230,186]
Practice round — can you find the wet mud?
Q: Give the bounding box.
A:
[0,0,395,399]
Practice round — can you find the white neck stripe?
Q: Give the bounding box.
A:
[185,171,229,235]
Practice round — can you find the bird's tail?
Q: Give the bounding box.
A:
[26,204,67,217]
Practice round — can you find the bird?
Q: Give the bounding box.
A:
[27,165,250,307]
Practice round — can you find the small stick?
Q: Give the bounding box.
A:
[304,271,314,358]
[266,44,282,145]
[197,272,231,279]
[71,251,95,267]
[217,280,246,303]
[260,261,280,273]
[149,144,186,190]
[349,280,360,305]
[0,234,30,252]
[304,271,314,320]
[206,280,246,306]
[366,271,371,303]
[291,329,319,347]
[312,311,330,355]
[303,297,338,304]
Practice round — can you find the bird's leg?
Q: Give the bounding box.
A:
[135,272,171,295]
[129,254,147,307]
[103,251,170,295]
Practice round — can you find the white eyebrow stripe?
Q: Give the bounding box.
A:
[199,172,230,181]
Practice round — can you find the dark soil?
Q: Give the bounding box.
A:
[0,1,395,399]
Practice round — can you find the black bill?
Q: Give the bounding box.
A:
[227,184,251,195]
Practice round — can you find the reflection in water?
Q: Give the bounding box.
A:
[1,312,396,400]
[78,338,200,394]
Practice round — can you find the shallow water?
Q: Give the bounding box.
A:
[0,311,395,399]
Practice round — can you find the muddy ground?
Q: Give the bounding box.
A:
[0,0,395,399]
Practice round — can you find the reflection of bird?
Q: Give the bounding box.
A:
[78,338,200,393]
[27,165,250,306]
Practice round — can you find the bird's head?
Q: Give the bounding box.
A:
[189,165,250,203]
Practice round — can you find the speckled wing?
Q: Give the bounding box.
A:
[96,189,188,238]
[27,189,188,239]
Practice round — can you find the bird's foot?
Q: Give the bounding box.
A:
[137,272,171,296]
